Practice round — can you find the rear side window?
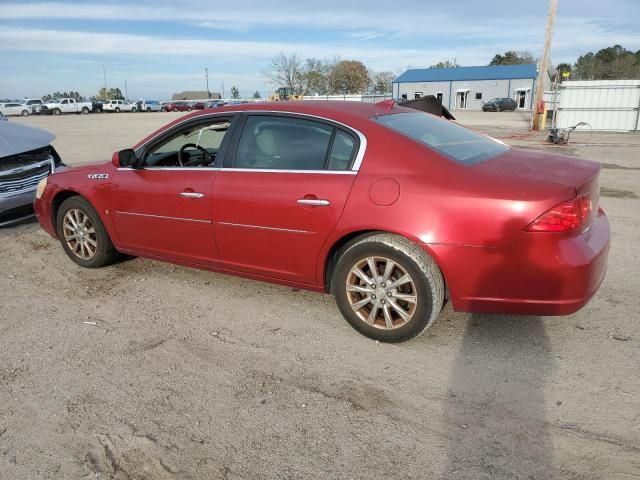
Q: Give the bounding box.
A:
[375,112,508,165]
[235,116,333,170]
[328,130,356,171]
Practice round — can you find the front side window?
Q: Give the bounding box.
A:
[143,118,232,168]
[375,112,509,165]
[234,115,335,171]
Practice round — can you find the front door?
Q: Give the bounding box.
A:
[211,114,360,285]
[517,90,527,109]
[457,91,467,109]
[110,116,236,266]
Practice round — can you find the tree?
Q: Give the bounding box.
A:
[573,45,640,80]
[252,91,261,99]
[489,51,535,66]
[301,57,332,95]
[231,86,240,99]
[262,52,306,94]
[42,91,86,101]
[329,60,370,94]
[555,62,572,81]
[431,60,459,68]
[94,87,123,100]
[371,71,395,94]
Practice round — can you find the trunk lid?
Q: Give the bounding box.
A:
[476,148,601,191]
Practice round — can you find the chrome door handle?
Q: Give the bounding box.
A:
[297,198,330,206]
[179,192,205,199]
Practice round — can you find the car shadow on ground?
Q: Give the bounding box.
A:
[443,313,554,478]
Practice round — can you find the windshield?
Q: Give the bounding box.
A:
[375,112,508,165]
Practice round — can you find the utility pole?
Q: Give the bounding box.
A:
[124,80,128,101]
[103,64,108,99]
[205,67,210,97]
[221,81,225,99]
[532,0,557,130]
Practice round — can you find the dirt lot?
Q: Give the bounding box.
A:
[1,110,639,479]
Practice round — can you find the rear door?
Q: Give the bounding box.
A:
[110,114,238,266]
[211,113,362,285]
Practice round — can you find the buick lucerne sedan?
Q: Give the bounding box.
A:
[34,101,610,342]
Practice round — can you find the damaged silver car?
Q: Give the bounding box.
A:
[0,119,65,226]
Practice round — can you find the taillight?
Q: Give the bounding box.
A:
[526,194,593,233]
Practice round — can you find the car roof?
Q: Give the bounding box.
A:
[133,101,415,150]
[186,100,408,123]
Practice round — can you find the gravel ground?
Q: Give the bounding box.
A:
[0,110,639,479]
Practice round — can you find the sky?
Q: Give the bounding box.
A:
[1,0,639,100]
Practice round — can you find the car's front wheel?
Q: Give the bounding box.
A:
[21,109,29,116]
[56,196,118,268]
[332,233,444,342]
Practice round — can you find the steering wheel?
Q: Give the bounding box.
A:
[178,143,213,166]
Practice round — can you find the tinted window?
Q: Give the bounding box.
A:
[235,116,333,170]
[328,130,356,171]
[375,112,509,165]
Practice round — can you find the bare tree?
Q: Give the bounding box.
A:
[371,71,395,94]
[262,52,305,94]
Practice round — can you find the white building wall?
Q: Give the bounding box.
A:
[394,78,537,110]
[557,80,640,131]
[396,81,451,108]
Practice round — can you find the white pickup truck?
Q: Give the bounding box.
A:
[41,98,92,115]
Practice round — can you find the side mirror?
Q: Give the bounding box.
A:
[113,149,139,168]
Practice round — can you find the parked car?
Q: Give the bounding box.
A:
[163,101,192,112]
[204,100,226,109]
[191,102,207,110]
[1,121,65,226]
[41,98,92,115]
[92,100,105,113]
[33,102,610,342]
[0,103,31,117]
[102,100,126,112]
[482,98,517,112]
[138,100,162,112]
[22,98,43,114]
[119,102,139,112]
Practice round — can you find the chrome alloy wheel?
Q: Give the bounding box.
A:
[346,256,418,330]
[62,209,98,260]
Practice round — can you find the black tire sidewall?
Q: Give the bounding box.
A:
[333,242,435,342]
[56,197,114,268]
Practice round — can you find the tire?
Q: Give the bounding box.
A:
[331,233,444,343]
[147,107,151,112]
[21,109,29,116]
[53,108,61,115]
[56,196,118,268]
[132,107,137,112]
[82,107,89,114]
[115,107,120,113]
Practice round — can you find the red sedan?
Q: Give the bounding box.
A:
[162,102,192,112]
[33,102,609,342]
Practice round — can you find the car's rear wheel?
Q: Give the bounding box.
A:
[81,107,89,114]
[21,109,29,116]
[332,233,444,342]
[56,196,118,268]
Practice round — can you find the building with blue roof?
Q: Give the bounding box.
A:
[393,64,547,111]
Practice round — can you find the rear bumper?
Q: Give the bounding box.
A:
[428,212,610,316]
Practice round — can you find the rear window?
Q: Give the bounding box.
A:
[375,112,508,165]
